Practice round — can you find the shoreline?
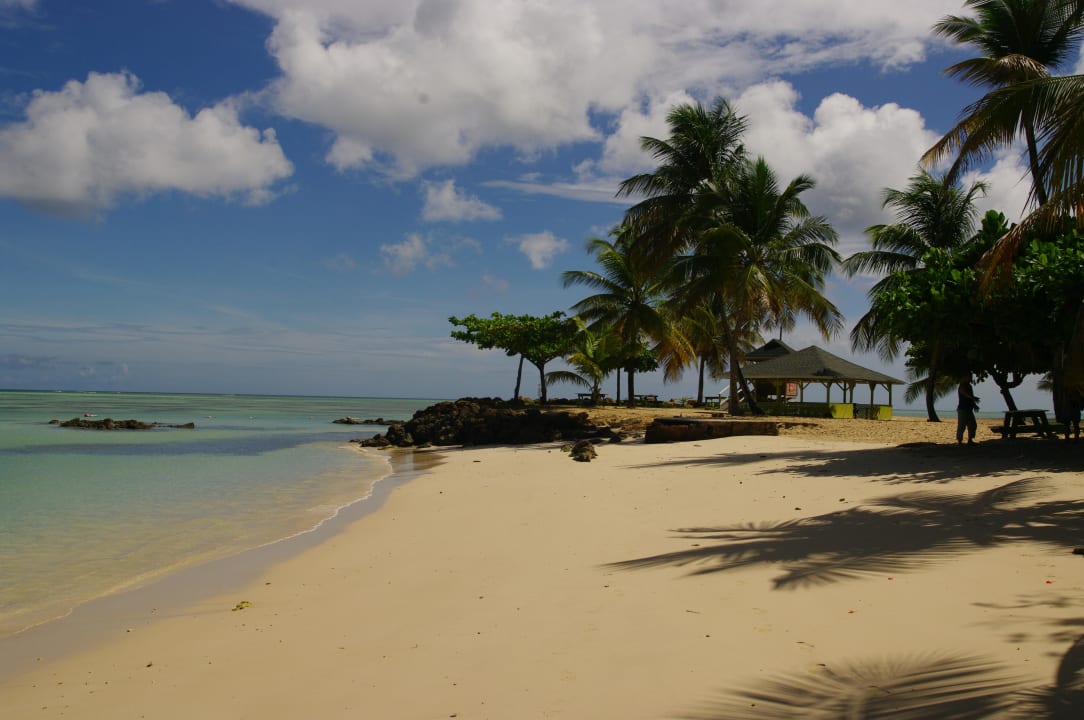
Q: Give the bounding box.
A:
[0,447,444,684]
[2,422,1080,717]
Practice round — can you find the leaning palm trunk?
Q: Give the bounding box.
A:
[722,324,762,415]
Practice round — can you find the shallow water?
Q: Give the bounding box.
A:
[0,390,436,637]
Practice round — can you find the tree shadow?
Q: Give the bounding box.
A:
[1017,634,1084,718]
[679,653,1025,719]
[607,478,1084,589]
[629,440,1083,485]
[680,635,1084,719]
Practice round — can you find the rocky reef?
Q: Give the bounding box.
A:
[333,417,389,425]
[52,417,196,430]
[356,397,622,448]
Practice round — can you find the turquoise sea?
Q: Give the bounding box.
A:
[0,390,436,639]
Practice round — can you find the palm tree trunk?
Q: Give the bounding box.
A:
[734,361,762,415]
[722,322,762,415]
[1053,300,1084,424]
[536,362,548,404]
[924,370,940,422]
[513,355,524,401]
[697,356,706,404]
[615,368,621,404]
[626,366,636,408]
[1024,120,1049,207]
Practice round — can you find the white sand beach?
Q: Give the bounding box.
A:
[1,424,1082,718]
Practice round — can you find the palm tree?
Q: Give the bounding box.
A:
[926,0,1084,207]
[545,319,619,405]
[842,171,988,420]
[617,99,841,415]
[669,303,729,405]
[618,98,749,263]
[937,72,1084,272]
[674,157,843,414]
[561,229,689,407]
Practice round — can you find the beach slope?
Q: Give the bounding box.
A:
[2,432,1082,718]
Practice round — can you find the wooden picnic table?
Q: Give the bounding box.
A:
[635,394,660,406]
[992,409,1062,439]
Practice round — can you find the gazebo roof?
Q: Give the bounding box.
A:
[746,339,796,363]
[741,345,903,385]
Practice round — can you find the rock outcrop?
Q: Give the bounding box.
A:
[355,398,619,448]
[568,439,598,462]
[644,416,778,443]
[55,417,196,430]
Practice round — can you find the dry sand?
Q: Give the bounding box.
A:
[1,414,1082,718]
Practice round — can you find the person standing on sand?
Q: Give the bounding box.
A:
[956,377,979,444]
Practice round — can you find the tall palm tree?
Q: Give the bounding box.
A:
[937,72,1084,272]
[925,3,1084,423]
[561,229,689,407]
[843,171,988,420]
[926,0,1084,207]
[675,157,843,414]
[617,98,749,263]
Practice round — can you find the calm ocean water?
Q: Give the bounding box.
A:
[0,390,437,638]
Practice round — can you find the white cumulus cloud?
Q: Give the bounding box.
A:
[421,179,501,222]
[512,231,570,270]
[737,81,943,251]
[227,0,962,176]
[0,72,293,215]
[963,152,1035,223]
[379,233,453,274]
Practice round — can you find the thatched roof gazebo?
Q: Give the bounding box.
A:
[745,338,796,363]
[741,345,904,417]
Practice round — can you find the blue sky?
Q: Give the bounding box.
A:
[1,0,1075,410]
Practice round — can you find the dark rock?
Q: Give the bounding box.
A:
[644,417,778,443]
[384,422,413,446]
[57,417,195,431]
[334,417,389,425]
[569,439,597,462]
[355,398,617,448]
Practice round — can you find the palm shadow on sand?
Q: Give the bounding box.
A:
[607,478,1084,589]
[628,439,1082,485]
[679,635,1084,719]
